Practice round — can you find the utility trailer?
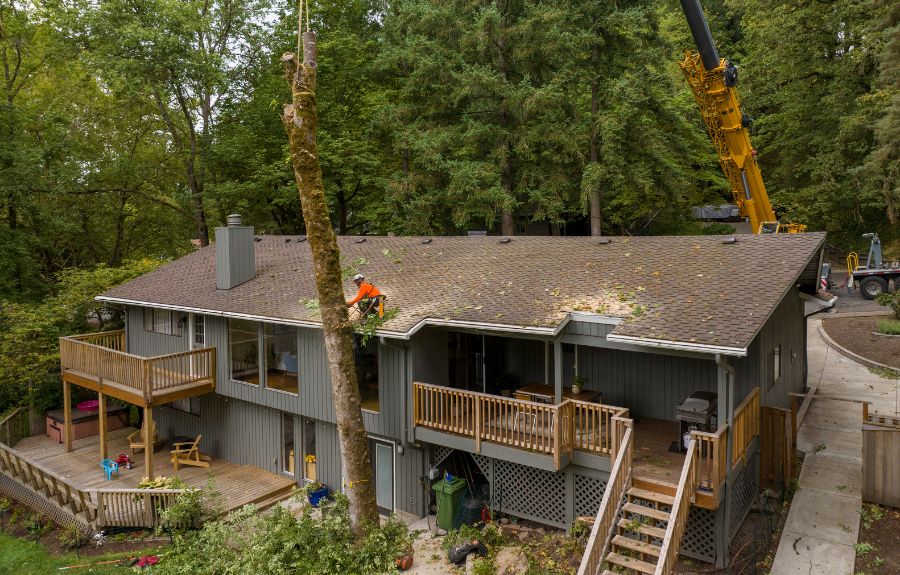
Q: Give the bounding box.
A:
[848,233,900,299]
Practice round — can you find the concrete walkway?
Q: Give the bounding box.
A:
[770,316,898,574]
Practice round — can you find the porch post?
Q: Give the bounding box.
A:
[553,340,563,404]
[716,354,735,568]
[544,341,550,386]
[143,406,154,480]
[98,392,108,461]
[63,380,73,453]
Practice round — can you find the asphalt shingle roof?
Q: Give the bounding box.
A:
[99,233,825,352]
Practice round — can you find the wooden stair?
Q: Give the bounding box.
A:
[599,479,673,575]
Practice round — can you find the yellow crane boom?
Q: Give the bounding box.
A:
[679,0,805,234]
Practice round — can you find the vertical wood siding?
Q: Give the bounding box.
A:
[577,346,717,420]
[154,393,281,473]
[732,286,805,410]
[125,306,189,357]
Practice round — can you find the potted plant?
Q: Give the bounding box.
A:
[571,375,587,395]
[307,482,329,507]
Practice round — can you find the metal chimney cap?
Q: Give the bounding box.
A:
[226,214,243,227]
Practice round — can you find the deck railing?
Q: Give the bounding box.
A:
[691,426,727,499]
[0,431,187,531]
[571,400,629,455]
[732,387,760,467]
[60,331,215,401]
[655,436,701,575]
[576,418,633,575]
[68,330,126,352]
[414,382,603,468]
[0,407,29,448]
[0,440,97,525]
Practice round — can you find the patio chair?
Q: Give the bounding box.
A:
[170,435,211,471]
[101,458,118,480]
[127,420,158,454]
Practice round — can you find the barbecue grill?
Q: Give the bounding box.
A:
[675,391,718,452]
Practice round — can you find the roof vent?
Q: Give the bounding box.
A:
[499,238,511,244]
[722,237,737,245]
[215,214,256,290]
[598,238,612,245]
[354,238,366,243]
[421,239,433,244]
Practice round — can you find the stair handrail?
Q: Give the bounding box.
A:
[654,437,700,575]
[576,417,634,575]
[0,407,28,448]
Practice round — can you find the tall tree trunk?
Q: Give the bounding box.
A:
[281,32,378,532]
[589,47,603,237]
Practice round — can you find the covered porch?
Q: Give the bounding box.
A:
[58,330,217,479]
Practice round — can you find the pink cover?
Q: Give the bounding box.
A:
[76,400,99,412]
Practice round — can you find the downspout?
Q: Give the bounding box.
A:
[380,337,410,448]
[715,353,736,568]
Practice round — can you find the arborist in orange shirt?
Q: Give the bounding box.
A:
[347,273,384,318]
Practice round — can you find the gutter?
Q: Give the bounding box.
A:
[799,291,837,318]
[605,333,747,357]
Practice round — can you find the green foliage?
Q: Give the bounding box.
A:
[875,292,900,319]
[442,523,505,551]
[877,318,900,335]
[860,503,885,529]
[155,493,413,575]
[57,522,86,550]
[22,513,53,540]
[0,532,161,575]
[138,476,188,490]
[701,223,738,235]
[157,479,223,534]
[0,259,164,413]
[855,542,875,556]
[471,555,497,575]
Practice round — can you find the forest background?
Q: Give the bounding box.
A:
[0,0,897,410]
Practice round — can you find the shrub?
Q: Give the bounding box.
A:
[875,292,900,319]
[157,478,222,534]
[154,493,414,575]
[877,318,900,335]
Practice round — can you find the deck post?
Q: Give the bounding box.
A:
[63,380,73,453]
[553,340,563,405]
[98,390,108,461]
[144,406,154,480]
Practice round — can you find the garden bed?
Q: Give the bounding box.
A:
[855,503,900,575]
[821,316,900,369]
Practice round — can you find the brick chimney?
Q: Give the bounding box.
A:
[215,214,256,290]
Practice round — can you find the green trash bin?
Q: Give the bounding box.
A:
[433,477,467,530]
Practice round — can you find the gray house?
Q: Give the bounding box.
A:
[83,220,825,569]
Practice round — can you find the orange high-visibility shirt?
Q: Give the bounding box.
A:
[347,282,382,306]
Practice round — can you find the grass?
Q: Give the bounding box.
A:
[0,533,165,575]
[876,318,900,335]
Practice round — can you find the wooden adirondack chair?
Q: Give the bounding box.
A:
[170,435,211,470]
[127,420,157,454]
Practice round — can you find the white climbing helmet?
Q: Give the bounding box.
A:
[353,274,364,282]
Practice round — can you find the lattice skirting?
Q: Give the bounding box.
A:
[0,474,93,536]
[466,453,607,529]
[574,473,607,518]
[680,505,718,563]
[431,446,454,468]
[730,450,760,541]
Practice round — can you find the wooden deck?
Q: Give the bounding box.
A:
[632,418,687,485]
[14,428,296,513]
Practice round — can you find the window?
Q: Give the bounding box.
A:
[354,335,379,412]
[193,315,206,347]
[771,345,781,389]
[229,319,260,385]
[303,419,316,482]
[143,308,183,336]
[265,324,298,394]
[283,414,295,476]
